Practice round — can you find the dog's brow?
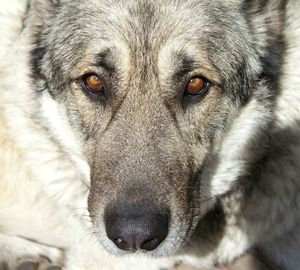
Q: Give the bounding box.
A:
[172,54,195,82]
[94,50,116,74]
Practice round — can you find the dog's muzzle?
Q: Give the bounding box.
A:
[105,205,169,252]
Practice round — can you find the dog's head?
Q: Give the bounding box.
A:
[29,0,284,257]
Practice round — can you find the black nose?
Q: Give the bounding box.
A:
[105,206,169,252]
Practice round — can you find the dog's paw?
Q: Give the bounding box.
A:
[17,258,62,270]
[0,234,64,270]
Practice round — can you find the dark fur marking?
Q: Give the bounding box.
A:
[172,54,196,84]
[17,261,38,270]
[95,50,116,75]
[31,46,47,81]
[0,262,8,270]
[188,201,226,256]
[260,39,285,77]
[162,100,182,138]
[212,59,252,106]
[30,0,62,82]
[44,267,61,270]
[49,0,61,9]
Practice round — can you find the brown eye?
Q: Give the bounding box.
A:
[186,77,208,96]
[83,74,104,93]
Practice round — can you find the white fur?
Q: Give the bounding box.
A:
[0,1,177,269]
[1,1,300,270]
[209,96,272,197]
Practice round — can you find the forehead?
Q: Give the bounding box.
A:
[57,0,243,46]
[48,0,249,81]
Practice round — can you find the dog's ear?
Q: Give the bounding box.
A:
[243,0,287,78]
[244,0,286,42]
[27,0,61,26]
[30,0,61,12]
[25,0,62,80]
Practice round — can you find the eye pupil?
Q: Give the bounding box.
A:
[85,74,103,92]
[186,77,206,95]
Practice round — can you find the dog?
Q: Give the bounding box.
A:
[0,0,299,269]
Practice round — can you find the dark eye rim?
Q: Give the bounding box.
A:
[184,76,211,97]
[80,73,106,95]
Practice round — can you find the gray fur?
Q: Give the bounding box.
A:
[0,0,300,269]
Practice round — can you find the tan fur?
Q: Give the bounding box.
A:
[0,0,299,270]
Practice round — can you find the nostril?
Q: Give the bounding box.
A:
[113,238,131,251]
[140,237,160,251]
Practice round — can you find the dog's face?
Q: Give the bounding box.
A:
[31,0,283,257]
